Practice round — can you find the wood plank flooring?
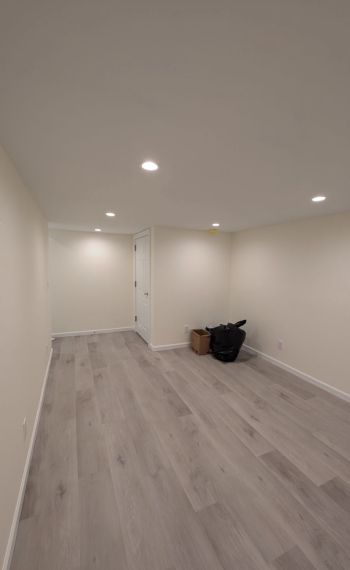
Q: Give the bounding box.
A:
[11,331,350,570]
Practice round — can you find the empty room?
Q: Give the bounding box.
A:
[1,1,350,569]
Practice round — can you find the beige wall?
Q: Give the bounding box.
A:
[151,226,232,347]
[50,230,133,334]
[230,212,350,395]
[0,147,50,566]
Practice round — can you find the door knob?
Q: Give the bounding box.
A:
[144,292,149,296]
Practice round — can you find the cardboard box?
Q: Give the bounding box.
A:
[191,329,210,355]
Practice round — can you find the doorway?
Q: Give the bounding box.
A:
[133,229,151,343]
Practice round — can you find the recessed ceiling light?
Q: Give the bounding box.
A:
[212,223,220,227]
[311,195,327,203]
[94,228,102,232]
[141,160,159,171]
[105,212,116,217]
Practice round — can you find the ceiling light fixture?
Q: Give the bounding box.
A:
[105,212,116,217]
[141,160,159,171]
[311,195,327,203]
[94,228,102,232]
[212,223,220,227]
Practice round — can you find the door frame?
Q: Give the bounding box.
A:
[133,228,151,344]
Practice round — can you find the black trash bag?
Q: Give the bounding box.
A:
[206,320,247,362]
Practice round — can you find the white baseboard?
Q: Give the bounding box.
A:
[149,341,190,352]
[52,326,134,338]
[243,344,350,403]
[2,347,53,570]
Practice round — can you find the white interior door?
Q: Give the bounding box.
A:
[134,231,150,342]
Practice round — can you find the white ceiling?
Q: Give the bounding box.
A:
[1,0,350,234]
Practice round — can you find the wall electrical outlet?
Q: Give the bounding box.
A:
[277,339,284,350]
[22,417,27,440]
[184,324,189,333]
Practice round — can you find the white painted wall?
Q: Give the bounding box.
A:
[0,147,51,567]
[50,230,133,334]
[230,211,350,395]
[151,226,232,347]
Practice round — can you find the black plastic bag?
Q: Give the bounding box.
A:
[206,320,247,362]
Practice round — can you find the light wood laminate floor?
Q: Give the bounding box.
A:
[11,331,350,570]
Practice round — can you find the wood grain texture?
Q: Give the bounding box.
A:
[321,477,350,514]
[11,334,350,570]
[272,546,316,570]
